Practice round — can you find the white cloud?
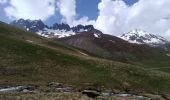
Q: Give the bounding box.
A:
[57,0,76,25]
[66,0,170,40]
[95,0,128,35]
[4,0,56,21]
[94,0,170,40]
[1,0,170,40]
[57,0,95,26]
[72,16,96,26]
[0,0,7,4]
[56,0,170,40]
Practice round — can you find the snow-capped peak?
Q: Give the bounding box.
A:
[130,29,150,36]
[119,29,169,46]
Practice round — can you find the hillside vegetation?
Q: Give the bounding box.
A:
[0,22,170,95]
[58,32,170,73]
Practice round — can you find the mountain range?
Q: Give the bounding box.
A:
[10,19,100,38]
[10,19,170,69]
[1,19,170,98]
[11,19,170,51]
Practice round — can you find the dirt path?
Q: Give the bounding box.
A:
[150,67,170,70]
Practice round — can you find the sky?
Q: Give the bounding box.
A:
[0,0,170,40]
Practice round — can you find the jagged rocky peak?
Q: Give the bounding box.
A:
[11,19,29,27]
[10,19,103,38]
[52,23,95,32]
[11,19,46,32]
[72,24,94,32]
[10,19,96,33]
[11,19,45,27]
[52,23,71,31]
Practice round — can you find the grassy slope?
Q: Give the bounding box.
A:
[0,22,170,94]
[58,32,170,73]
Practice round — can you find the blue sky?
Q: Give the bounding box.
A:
[47,0,138,25]
[0,0,170,40]
[124,0,139,5]
[76,0,100,20]
[0,3,9,23]
[76,0,138,20]
[0,0,138,25]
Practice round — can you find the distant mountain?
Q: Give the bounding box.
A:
[2,21,170,95]
[10,19,100,38]
[119,29,170,51]
[11,19,170,51]
[10,19,47,32]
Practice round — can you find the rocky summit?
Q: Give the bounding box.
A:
[119,29,170,50]
[10,19,98,38]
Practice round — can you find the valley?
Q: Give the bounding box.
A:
[0,20,170,99]
[0,0,170,99]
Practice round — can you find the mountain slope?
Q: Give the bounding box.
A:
[119,29,170,51]
[1,21,170,94]
[57,31,170,73]
[57,31,163,59]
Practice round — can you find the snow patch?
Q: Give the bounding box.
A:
[94,33,100,38]
[166,54,170,56]
[26,28,29,31]
[26,40,33,43]
[78,29,88,32]
[78,51,88,56]
[37,28,76,38]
